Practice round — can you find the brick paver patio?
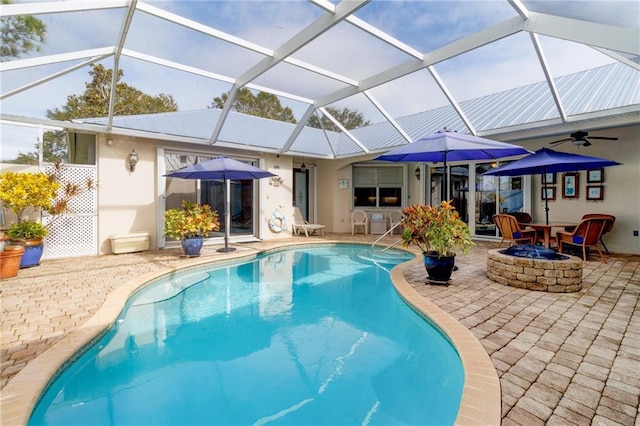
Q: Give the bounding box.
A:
[1,236,639,425]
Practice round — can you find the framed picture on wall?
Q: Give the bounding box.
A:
[542,173,556,184]
[587,168,604,183]
[562,172,579,198]
[541,187,556,200]
[587,185,604,200]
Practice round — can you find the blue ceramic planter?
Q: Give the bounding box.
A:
[181,237,204,257]
[422,252,455,283]
[20,240,44,268]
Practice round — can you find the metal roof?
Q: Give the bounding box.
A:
[74,60,639,158]
[1,1,639,159]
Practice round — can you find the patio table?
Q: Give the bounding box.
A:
[521,222,577,249]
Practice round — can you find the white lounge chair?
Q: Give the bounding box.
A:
[292,207,325,237]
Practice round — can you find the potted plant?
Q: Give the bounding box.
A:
[7,220,48,268]
[0,230,24,279]
[163,200,220,257]
[400,200,475,283]
[0,163,95,268]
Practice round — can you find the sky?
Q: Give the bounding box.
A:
[1,0,638,160]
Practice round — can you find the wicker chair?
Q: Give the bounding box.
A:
[581,214,615,255]
[493,214,537,247]
[557,216,609,262]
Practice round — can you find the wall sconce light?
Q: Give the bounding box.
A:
[106,138,113,146]
[300,157,307,172]
[414,167,421,180]
[128,149,139,172]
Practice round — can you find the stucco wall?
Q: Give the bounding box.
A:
[95,124,638,255]
[260,154,294,240]
[316,155,420,235]
[315,125,639,254]
[97,135,157,254]
[96,140,296,251]
[523,125,640,255]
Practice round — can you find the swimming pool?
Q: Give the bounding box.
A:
[29,245,464,425]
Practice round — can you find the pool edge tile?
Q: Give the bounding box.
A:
[391,261,502,426]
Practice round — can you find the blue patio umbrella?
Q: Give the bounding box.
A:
[166,156,276,252]
[374,129,530,201]
[483,147,621,224]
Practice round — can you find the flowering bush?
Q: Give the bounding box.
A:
[401,200,475,257]
[0,163,95,240]
[163,200,220,240]
[0,171,59,221]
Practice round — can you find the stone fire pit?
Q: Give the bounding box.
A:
[487,245,583,292]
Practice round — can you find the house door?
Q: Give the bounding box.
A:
[293,168,309,219]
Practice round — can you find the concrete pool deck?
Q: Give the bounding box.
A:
[1,235,639,425]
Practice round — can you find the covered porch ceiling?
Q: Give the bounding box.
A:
[1,0,638,159]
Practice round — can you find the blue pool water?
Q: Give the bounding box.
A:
[29,245,464,425]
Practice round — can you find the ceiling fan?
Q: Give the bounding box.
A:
[549,130,618,147]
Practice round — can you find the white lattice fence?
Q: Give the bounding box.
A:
[42,165,97,259]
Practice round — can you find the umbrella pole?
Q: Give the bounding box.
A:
[217,178,236,253]
[540,172,549,225]
[545,197,549,225]
[441,153,447,202]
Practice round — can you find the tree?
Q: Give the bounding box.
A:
[211,88,297,124]
[0,0,46,61]
[8,131,68,165]
[47,64,178,120]
[5,64,179,164]
[307,106,371,132]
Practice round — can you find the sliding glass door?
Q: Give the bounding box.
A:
[474,162,525,237]
[201,180,254,236]
[163,152,256,242]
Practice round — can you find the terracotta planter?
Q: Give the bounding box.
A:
[1,245,25,279]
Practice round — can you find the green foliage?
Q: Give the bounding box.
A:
[307,106,371,131]
[10,64,178,164]
[0,163,96,235]
[163,200,220,240]
[0,171,59,221]
[211,88,297,124]
[401,201,475,257]
[0,0,46,61]
[7,220,48,240]
[46,64,178,120]
[10,130,67,165]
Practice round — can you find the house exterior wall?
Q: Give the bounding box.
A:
[95,137,298,253]
[316,155,419,235]
[260,154,294,241]
[93,124,639,256]
[96,135,157,255]
[523,125,640,256]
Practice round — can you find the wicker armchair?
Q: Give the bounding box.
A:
[493,214,537,247]
[557,216,609,262]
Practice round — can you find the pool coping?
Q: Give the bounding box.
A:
[1,241,500,425]
[390,259,501,425]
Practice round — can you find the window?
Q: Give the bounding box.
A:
[353,165,403,208]
[66,132,96,165]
